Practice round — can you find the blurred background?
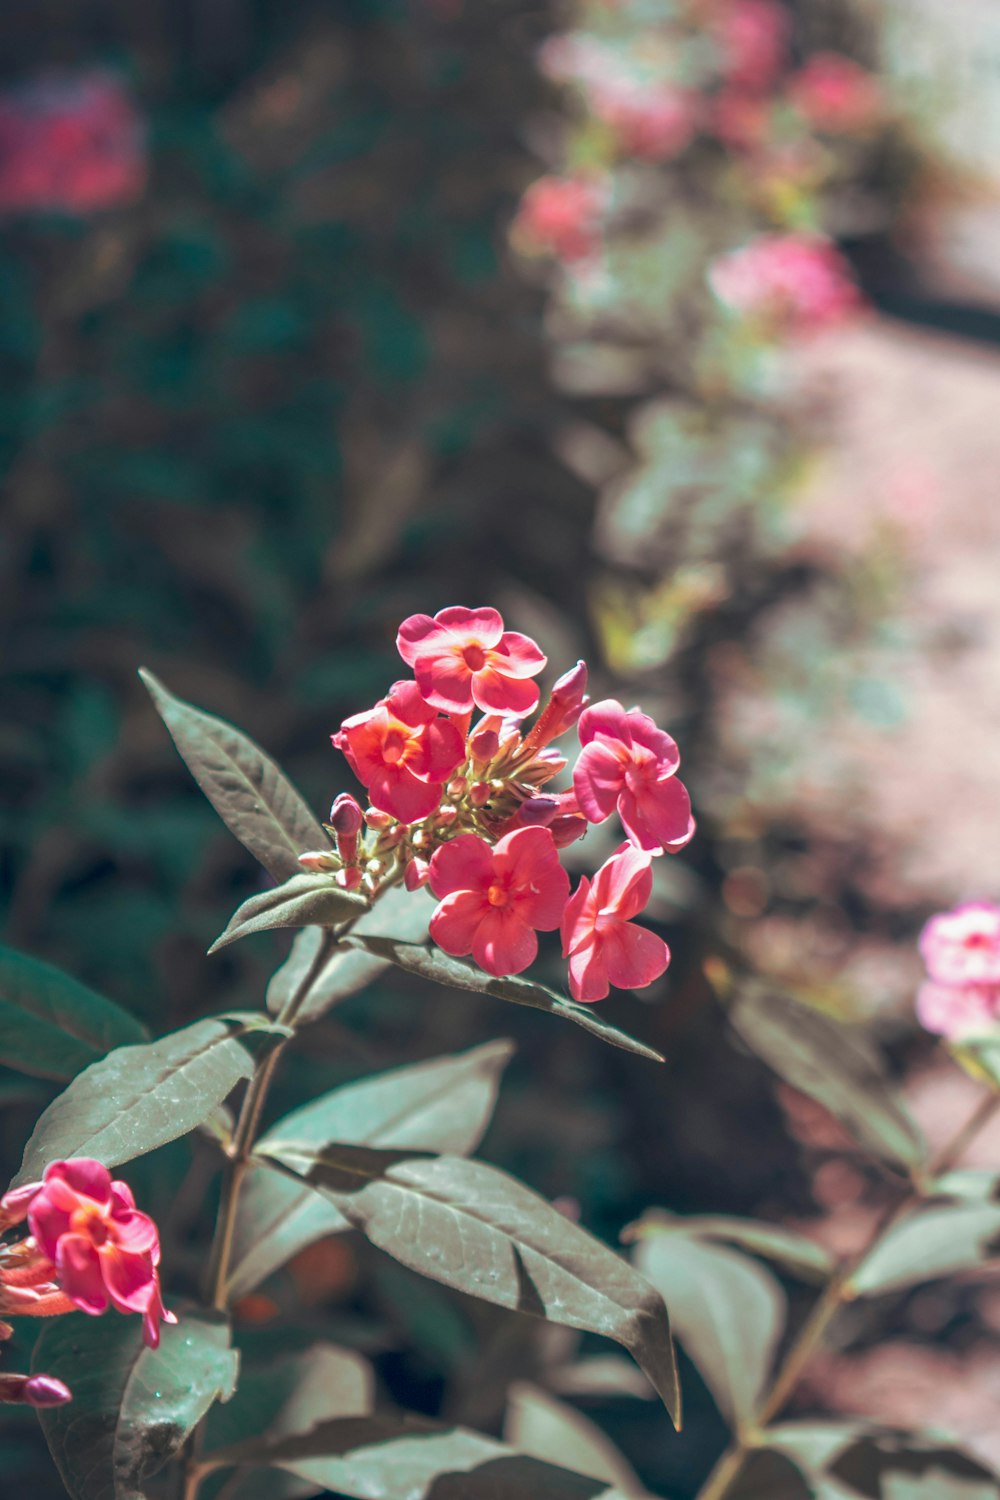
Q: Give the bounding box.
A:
[4,0,1000,1494]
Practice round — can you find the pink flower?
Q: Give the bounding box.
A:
[573,699,694,855]
[593,83,699,161]
[714,0,789,92]
[510,176,606,264]
[397,607,547,718]
[919,903,1000,988]
[915,981,1000,1042]
[428,827,570,976]
[788,53,882,133]
[334,680,465,824]
[8,1159,175,1348]
[710,89,771,150]
[709,233,862,335]
[561,844,670,1002]
[0,1371,72,1408]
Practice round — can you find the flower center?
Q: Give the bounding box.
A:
[487,881,509,908]
[382,728,407,765]
[462,643,487,672]
[70,1205,109,1247]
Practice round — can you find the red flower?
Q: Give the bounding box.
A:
[9,1159,174,1349]
[919,902,1000,988]
[335,680,465,824]
[561,844,669,1002]
[708,233,862,335]
[714,0,789,93]
[593,83,699,162]
[788,53,882,133]
[428,827,570,976]
[510,176,605,264]
[397,606,547,717]
[574,699,694,855]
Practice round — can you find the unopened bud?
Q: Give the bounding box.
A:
[0,1372,71,1408]
[469,782,491,807]
[522,660,590,752]
[468,728,499,766]
[365,809,392,831]
[0,1181,39,1230]
[336,867,363,891]
[518,796,560,827]
[437,805,458,826]
[298,850,340,873]
[446,777,467,800]
[552,660,588,713]
[329,793,364,836]
[404,857,430,891]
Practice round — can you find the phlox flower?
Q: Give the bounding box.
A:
[915,981,1000,1043]
[709,233,861,335]
[919,902,1000,989]
[428,827,569,976]
[509,176,606,265]
[592,82,699,162]
[397,606,547,718]
[3,1159,174,1348]
[561,843,669,1003]
[788,53,882,133]
[713,0,789,93]
[335,680,465,824]
[573,699,694,855]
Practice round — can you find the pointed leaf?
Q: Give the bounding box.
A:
[343,937,664,1062]
[850,1203,1000,1296]
[204,1342,373,1456]
[228,1041,515,1299]
[626,1211,833,1281]
[15,1017,255,1183]
[728,986,925,1170]
[210,874,368,954]
[0,946,146,1082]
[140,669,327,882]
[633,1229,785,1427]
[504,1383,650,1496]
[258,1142,680,1423]
[206,1412,642,1499]
[33,1307,238,1500]
[287,886,435,1023]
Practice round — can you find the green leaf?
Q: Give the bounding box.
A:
[632,1229,785,1427]
[285,886,435,1024]
[933,1170,1000,1201]
[728,986,925,1171]
[726,1448,815,1499]
[343,937,664,1063]
[766,1424,1000,1499]
[258,1142,680,1424]
[205,1412,643,1499]
[210,874,369,954]
[266,927,326,1016]
[626,1211,834,1281]
[15,1017,255,1183]
[227,1040,515,1299]
[850,1203,1000,1296]
[140,669,327,883]
[0,947,146,1082]
[34,1307,238,1500]
[504,1383,650,1496]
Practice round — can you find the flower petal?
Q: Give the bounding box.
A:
[494,631,547,677]
[430,889,489,958]
[624,712,681,772]
[396,613,448,665]
[471,668,540,717]
[27,1196,74,1262]
[573,740,627,822]
[414,652,474,714]
[593,843,653,922]
[601,922,670,991]
[100,1245,155,1314]
[410,718,465,782]
[560,875,594,957]
[111,1209,159,1255]
[429,834,495,898]
[577,699,633,749]
[472,907,538,976]
[368,765,442,824]
[493,826,570,930]
[434,606,504,646]
[45,1159,112,1208]
[567,940,609,1003]
[55,1236,109,1316]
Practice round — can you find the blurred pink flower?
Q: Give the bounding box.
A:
[714,0,789,93]
[510,175,606,264]
[919,902,1000,987]
[397,606,547,717]
[561,843,669,1002]
[788,52,882,133]
[593,82,700,161]
[574,699,695,855]
[0,70,145,215]
[709,88,772,150]
[915,980,1000,1041]
[334,680,465,824]
[709,233,862,335]
[428,827,569,976]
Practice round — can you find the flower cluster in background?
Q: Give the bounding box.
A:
[0,70,145,217]
[321,606,694,1000]
[916,902,1000,1041]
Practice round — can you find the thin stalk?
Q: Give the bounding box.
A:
[695,1087,1000,1500]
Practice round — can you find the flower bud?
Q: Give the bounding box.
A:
[298,850,340,873]
[522,660,589,751]
[329,793,364,836]
[437,804,458,826]
[404,857,429,891]
[365,809,393,831]
[446,777,467,800]
[469,782,491,807]
[468,728,499,766]
[336,867,363,891]
[517,796,561,827]
[0,1181,40,1231]
[24,1374,73,1408]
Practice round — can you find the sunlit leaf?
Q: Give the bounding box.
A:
[626,1211,833,1281]
[210,874,368,954]
[228,1040,515,1299]
[0,947,146,1082]
[633,1228,785,1427]
[140,669,327,882]
[343,937,664,1062]
[728,986,925,1170]
[34,1308,238,1500]
[850,1203,1000,1296]
[205,1411,643,1499]
[259,1142,680,1423]
[15,1017,256,1183]
[504,1383,649,1496]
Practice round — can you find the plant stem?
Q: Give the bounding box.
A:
[694,1086,1000,1500]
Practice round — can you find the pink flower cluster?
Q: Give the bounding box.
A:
[0,1159,174,1354]
[708,232,862,336]
[916,902,1000,1042]
[327,607,694,1002]
[0,71,145,216]
[510,175,607,264]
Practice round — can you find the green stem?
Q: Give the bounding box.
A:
[694,1087,1000,1500]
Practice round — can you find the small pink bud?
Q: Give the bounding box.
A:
[552,660,588,712]
[0,1181,40,1229]
[24,1375,72,1408]
[336,867,363,891]
[522,661,590,752]
[298,850,340,872]
[404,857,430,890]
[365,809,393,831]
[468,728,499,765]
[446,777,467,800]
[437,805,458,826]
[469,782,491,807]
[329,793,364,836]
[518,796,561,827]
